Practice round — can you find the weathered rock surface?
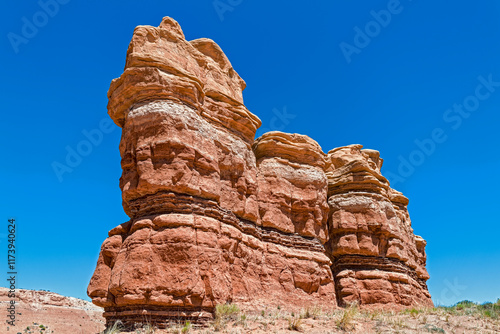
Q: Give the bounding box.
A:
[88,17,432,328]
[325,145,431,307]
[0,288,104,333]
[253,132,329,242]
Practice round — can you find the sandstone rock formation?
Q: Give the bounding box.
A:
[325,145,431,307]
[88,17,432,328]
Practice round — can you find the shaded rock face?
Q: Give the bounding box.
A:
[88,17,431,327]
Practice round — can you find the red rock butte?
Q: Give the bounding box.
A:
[88,17,432,328]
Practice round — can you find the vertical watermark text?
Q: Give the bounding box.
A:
[6,218,17,328]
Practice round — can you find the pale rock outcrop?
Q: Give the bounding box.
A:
[0,288,104,333]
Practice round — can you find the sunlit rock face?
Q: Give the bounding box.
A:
[88,17,335,328]
[88,16,431,328]
[253,132,329,243]
[325,145,432,307]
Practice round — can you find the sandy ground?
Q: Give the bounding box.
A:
[118,303,500,334]
[0,288,498,334]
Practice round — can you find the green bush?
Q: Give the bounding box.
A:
[454,300,476,310]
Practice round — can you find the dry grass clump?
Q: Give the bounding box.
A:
[299,305,322,319]
[401,307,424,318]
[213,303,240,331]
[102,321,160,334]
[168,321,194,334]
[336,303,359,331]
[102,321,125,334]
[287,317,303,331]
[135,322,157,334]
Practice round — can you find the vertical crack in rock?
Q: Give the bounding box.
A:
[87,16,432,328]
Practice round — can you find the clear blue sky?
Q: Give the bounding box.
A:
[1,1,499,306]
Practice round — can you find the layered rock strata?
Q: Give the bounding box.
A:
[253,132,329,243]
[325,145,431,307]
[88,17,335,328]
[88,17,432,328]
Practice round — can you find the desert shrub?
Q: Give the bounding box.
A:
[478,301,500,319]
[213,303,240,331]
[438,299,500,319]
[181,321,191,333]
[215,304,240,321]
[454,300,476,310]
